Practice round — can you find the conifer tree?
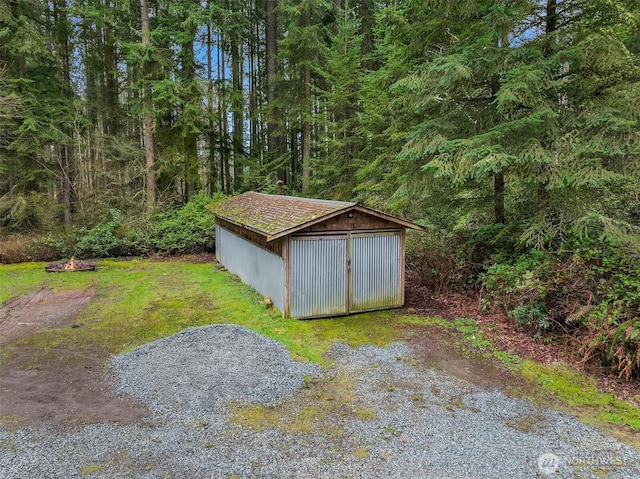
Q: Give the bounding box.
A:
[311,1,364,200]
[394,0,640,244]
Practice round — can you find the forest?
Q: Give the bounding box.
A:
[1,0,639,377]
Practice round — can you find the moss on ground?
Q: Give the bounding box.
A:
[1,258,639,448]
[78,463,102,476]
[229,373,359,437]
[521,361,640,447]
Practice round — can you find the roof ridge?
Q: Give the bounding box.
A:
[251,191,355,206]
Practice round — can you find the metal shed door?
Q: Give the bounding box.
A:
[290,235,348,318]
[350,232,402,312]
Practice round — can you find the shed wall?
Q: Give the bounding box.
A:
[289,235,348,318]
[288,230,403,318]
[350,232,402,312]
[216,224,285,313]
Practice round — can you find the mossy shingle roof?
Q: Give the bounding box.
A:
[210,192,423,241]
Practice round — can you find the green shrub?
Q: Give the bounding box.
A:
[480,237,640,378]
[74,209,122,258]
[3,194,220,262]
[73,209,149,258]
[507,303,550,329]
[26,232,73,261]
[150,193,217,255]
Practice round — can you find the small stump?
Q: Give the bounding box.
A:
[45,258,96,273]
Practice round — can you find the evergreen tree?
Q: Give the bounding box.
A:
[310,1,364,200]
[278,0,328,192]
[393,0,640,244]
[0,0,77,231]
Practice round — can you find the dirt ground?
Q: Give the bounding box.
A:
[1,279,508,428]
[1,273,637,428]
[0,288,94,343]
[0,287,147,427]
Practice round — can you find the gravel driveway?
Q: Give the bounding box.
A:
[1,324,639,478]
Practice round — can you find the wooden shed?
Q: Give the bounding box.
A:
[211,192,424,319]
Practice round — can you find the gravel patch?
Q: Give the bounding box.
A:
[1,325,639,479]
[111,324,321,421]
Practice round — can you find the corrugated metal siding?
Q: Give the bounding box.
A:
[216,226,285,313]
[290,236,348,318]
[350,232,401,312]
[215,224,222,261]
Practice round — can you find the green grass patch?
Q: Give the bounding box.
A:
[352,446,369,460]
[228,404,281,433]
[521,361,640,436]
[0,262,49,302]
[1,259,411,367]
[78,463,102,476]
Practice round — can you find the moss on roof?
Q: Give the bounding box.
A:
[209,192,355,238]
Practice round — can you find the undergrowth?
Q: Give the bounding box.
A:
[0,193,218,263]
[409,227,640,380]
[481,238,640,380]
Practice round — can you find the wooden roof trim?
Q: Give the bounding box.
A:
[265,205,355,241]
[264,204,426,242]
[352,205,427,232]
[214,215,274,239]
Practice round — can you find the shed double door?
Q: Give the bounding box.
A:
[289,231,402,318]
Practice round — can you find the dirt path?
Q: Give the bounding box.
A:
[0,288,147,426]
[0,288,94,343]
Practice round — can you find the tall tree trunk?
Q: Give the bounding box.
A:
[491,44,506,225]
[358,0,375,70]
[538,0,557,211]
[232,30,244,191]
[494,172,505,224]
[218,33,231,194]
[249,8,259,166]
[52,0,74,227]
[61,145,72,226]
[301,1,311,194]
[140,0,155,209]
[103,0,118,137]
[181,36,199,202]
[206,5,218,193]
[266,0,284,179]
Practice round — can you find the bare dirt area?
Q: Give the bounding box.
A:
[0,288,147,427]
[405,323,516,391]
[0,288,94,343]
[404,273,640,405]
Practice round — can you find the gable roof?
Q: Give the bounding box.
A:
[209,192,424,241]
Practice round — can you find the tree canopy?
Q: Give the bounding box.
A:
[0,0,638,244]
